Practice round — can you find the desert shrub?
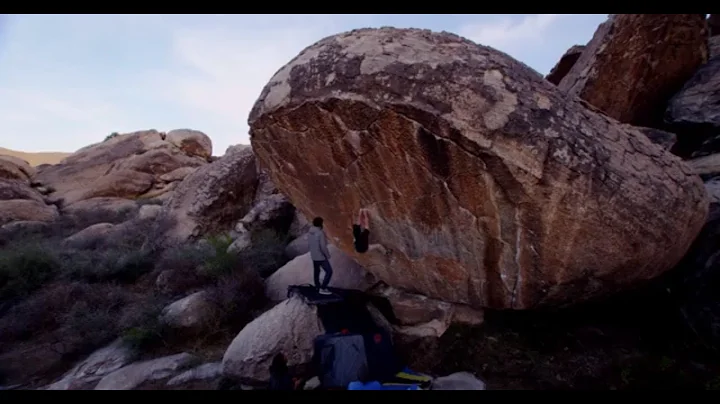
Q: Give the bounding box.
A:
[204,268,267,331]
[104,132,119,141]
[238,229,291,278]
[54,207,137,236]
[0,241,59,300]
[60,247,155,284]
[54,217,173,284]
[119,297,168,351]
[200,234,242,278]
[0,281,171,361]
[154,243,213,296]
[157,242,213,274]
[0,282,127,350]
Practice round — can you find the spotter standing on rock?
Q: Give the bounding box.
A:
[308,217,333,295]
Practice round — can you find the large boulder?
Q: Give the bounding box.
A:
[162,146,259,242]
[36,130,210,205]
[222,296,324,382]
[558,14,708,128]
[248,27,708,310]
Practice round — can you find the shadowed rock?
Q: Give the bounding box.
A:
[545,45,584,85]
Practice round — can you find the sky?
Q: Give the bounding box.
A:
[0,14,608,155]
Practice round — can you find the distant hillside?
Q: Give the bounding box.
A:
[0,146,71,166]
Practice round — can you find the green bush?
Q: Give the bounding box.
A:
[200,234,241,278]
[119,298,167,351]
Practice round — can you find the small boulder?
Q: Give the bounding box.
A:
[111,147,206,177]
[371,284,483,338]
[0,199,58,225]
[79,169,154,202]
[166,129,213,159]
[95,352,198,390]
[138,204,162,220]
[0,178,44,203]
[222,296,324,382]
[63,197,138,217]
[159,166,197,183]
[234,193,296,236]
[63,223,115,248]
[666,55,720,136]
[155,269,203,296]
[704,178,720,205]
[431,372,486,390]
[45,339,136,390]
[160,291,219,331]
[0,155,34,182]
[284,233,309,259]
[711,36,720,59]
[689,154,720,178]
[227,232,252,254]
[265,245,376,301]
[634,127,677,151]
[166,362,222,386]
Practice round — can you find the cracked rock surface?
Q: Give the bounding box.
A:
[248,27,708,310]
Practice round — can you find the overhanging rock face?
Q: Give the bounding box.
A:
[248,27,708,310]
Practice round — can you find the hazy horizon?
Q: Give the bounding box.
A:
[0,14,608,155]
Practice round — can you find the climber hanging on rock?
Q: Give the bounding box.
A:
[353,208,371,253]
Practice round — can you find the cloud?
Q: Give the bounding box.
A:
[139,17,341,152]
[0,14,605,154]
[459,14,570,51]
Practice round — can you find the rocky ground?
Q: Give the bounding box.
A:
[1,14,720,390]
